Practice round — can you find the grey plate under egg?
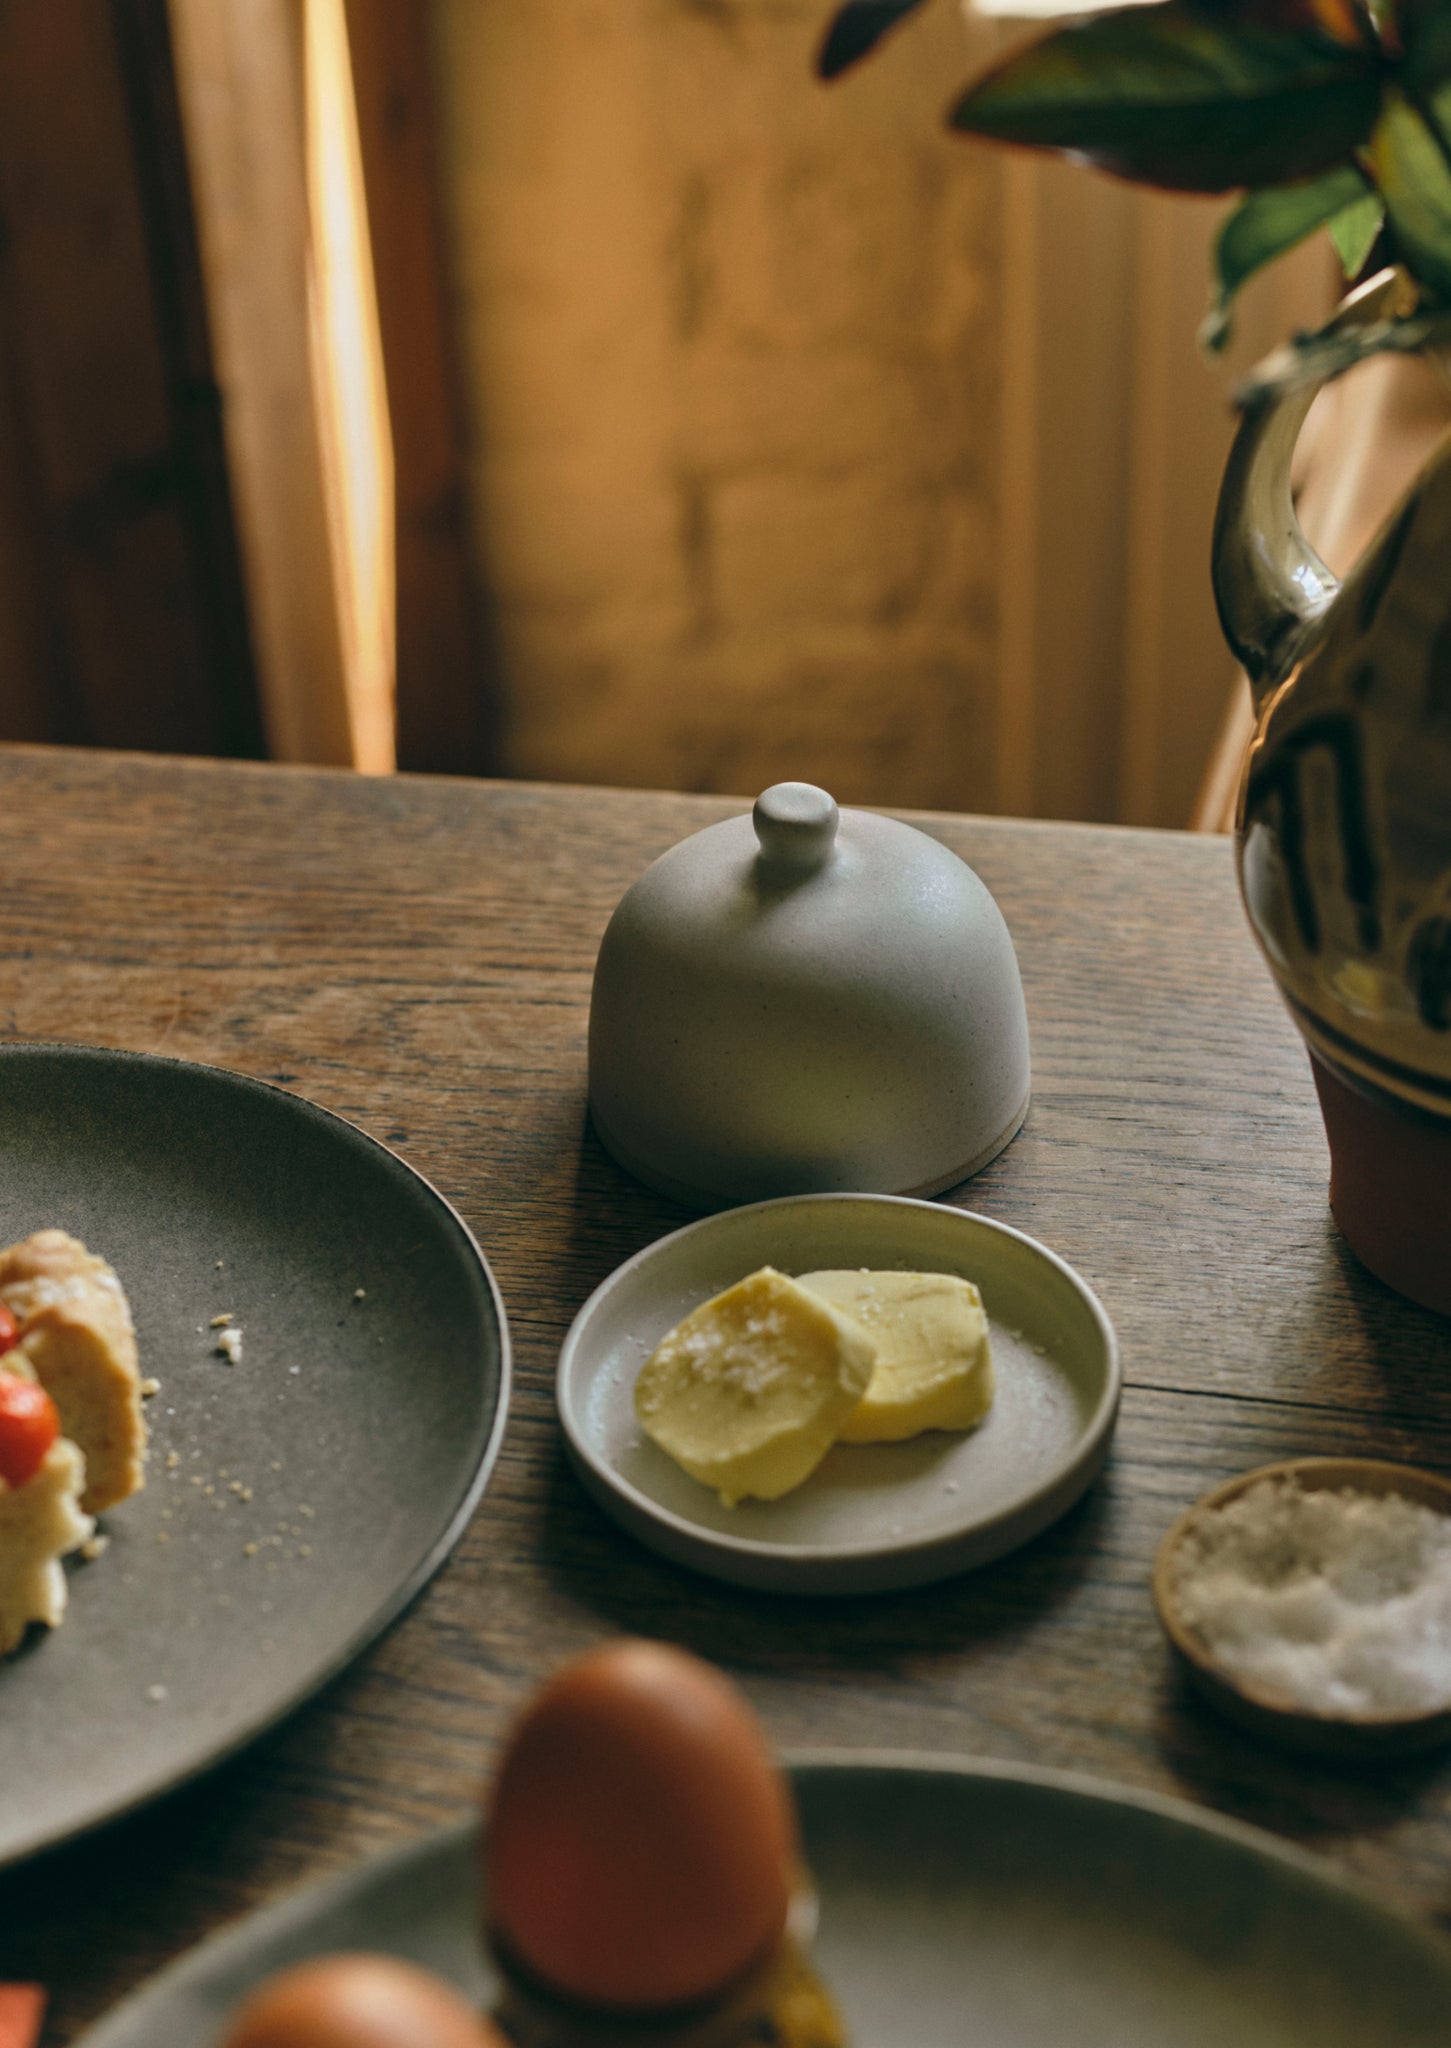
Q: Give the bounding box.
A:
[0,1042,509,1870]
[556,1194,1119,1594]
[75,1755,1451,2048]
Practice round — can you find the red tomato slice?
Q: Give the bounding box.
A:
[0,1303,18,1356]
[0,1373,59,1489]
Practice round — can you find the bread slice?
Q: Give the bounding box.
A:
[0,1435,93,1655]
[0,1230,145,1512]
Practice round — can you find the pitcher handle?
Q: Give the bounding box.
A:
[1211,268,1415,712]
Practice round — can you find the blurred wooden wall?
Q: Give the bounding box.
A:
[0,0,1330,817]
[0,0,265,756]
[0,0,494,771]
[344,0,497,773]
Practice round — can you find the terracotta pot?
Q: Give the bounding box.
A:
[1310,1050,1451,1316]
[1214,271,1451,1316]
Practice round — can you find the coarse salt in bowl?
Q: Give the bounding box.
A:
[1154,1458,1451,1759]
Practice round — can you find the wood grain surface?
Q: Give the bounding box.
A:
[2,744,1450,2038]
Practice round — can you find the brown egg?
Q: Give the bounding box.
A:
[218,1953,506,2048]
[484,1638,797,2013]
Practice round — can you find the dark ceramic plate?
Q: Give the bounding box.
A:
[0,1042,509,1870]
[78,1757,1451,2047]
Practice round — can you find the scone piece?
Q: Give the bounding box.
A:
[0,1230,145,1512]
[796,1269,994,1444]
[634,1267,876,1507]
[0,1436,93,1655]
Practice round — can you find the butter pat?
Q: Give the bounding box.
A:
[634,1267,875,1507]
[797,1270,993,1444]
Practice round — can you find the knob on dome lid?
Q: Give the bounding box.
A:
[588,783,1030,1209]
[751,782,839,870]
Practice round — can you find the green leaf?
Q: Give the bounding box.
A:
[1205,0,1378,50]
[816,0,934,79]
[1365,89,1451,300]
[1326,188,1386,273]
[1364,0,1399,45]
[1201,167,1374,350]
[1395,0,1451,90]
[949,3,1386,193]
[1220,166,1371,294]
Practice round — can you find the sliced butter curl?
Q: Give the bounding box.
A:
[797,1269,993,1445]
[634,1266,875,1507]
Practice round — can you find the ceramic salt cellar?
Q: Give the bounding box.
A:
[587,782,1030,1209]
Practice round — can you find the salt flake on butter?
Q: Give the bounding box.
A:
[634,1266,875,1507]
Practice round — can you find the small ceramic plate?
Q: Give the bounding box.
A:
[1155,1457,1451,1760]
[0,1041,510,1868]
[556,1194,1119,1594]
[76,1757,1451,2048]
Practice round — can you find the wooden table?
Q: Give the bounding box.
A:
[3,744,1450,2040]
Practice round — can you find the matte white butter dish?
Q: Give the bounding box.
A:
[588,782,1031,1210]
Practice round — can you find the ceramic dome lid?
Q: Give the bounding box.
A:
[588,783,1031,1210]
